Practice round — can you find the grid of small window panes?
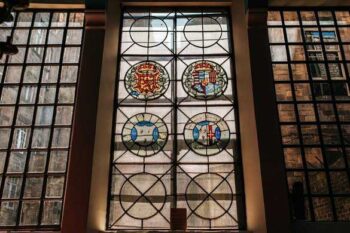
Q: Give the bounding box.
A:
[0,11,83,228]
[268,10,350,221]
[108,8,245,230]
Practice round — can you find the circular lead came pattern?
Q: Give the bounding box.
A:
[184,17,222,48]
[125,61,170,100]
[122,113,168,157]
[120,173,167,220]
[184,112,230,156]
[182,60,228,100]
[185,173,233,220]
[130,16,168,48]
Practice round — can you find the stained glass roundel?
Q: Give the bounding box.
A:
[125,61,170,100]
[130,16,168,48]
[185,173,233,220]
[122,113,168,157]
[182,60,228,100]
[184,112,230,156]
[120,173,167,220]
[184,17,222,48]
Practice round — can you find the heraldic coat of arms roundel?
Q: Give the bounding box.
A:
[182,60,228,100]
[122,113,168,157]
[184,112,230,156]
[125,61,170,100]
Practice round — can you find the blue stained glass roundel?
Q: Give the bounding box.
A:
[122,113,168,157]
[184,112,230,156]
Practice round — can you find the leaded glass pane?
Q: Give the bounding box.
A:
[269,9,350,222]
[108,8,244,230]
[0,10,83,229]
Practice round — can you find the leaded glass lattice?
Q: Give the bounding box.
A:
[0,10,84,229]
[269,10,350,221]
[108,8,245,230]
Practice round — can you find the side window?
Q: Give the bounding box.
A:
[0,11,84,229]
[269,10,350,221]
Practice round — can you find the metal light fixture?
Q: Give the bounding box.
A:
[0,36,18,59]
[0,0,30,23]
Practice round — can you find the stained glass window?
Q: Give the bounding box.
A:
[108,8,245,230]
[0,10,83,228]
[269,10,350,221]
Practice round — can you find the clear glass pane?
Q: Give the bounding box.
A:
[0,129,11,149]
[336,11,350,25]
[23,66,41,83]
[305,148,324,169]
[41,200,62,225]
[3,177,23,199]
[0,86,18,104]
[51,128,71,148]
[19,86,37,104]
[23,177,43,198]
[45,47,62,63]
[48,29,64,44]
[278,104,296,122]
[17,12,33,27]
[4,66,23,83]
[301,11,317,25]
[16,107,34,126]
[35,106,54,125]
[63,47,80,63]
[68,13,84,27]
[284,11,299,25]
[0,201,19,226]
[13,29,29,45]
[61,65,78,83]
[309,172,329,194]
[38,86,56,104]
[48,151,68,173]
[27,47,44,63]
[46,176,65,198]
[52,13,67,27]
[42,66,59,83]
[66,29,83,44]
[7,152,27,173]
[284,148,303,169]
[270,45,287,61]
[58,86,75,103]
[268,11,282,25]
[0,107,15,126]
[55,106,73,125]
[34,13,50,27]
[273,64,289,81]
[313,197,333,221]
[28,151,47,173]
[11,128,30,149]
[32,128,51,148]
[318,11,334,25]
[30,29,47,45]
[20,200,40,226]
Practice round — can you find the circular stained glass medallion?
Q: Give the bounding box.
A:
[185,173,233,220]
[125,61,170,100]
[122,113,168,157]
[182,60,228,100]
[120,173,167,220]
[184,112,230,156]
